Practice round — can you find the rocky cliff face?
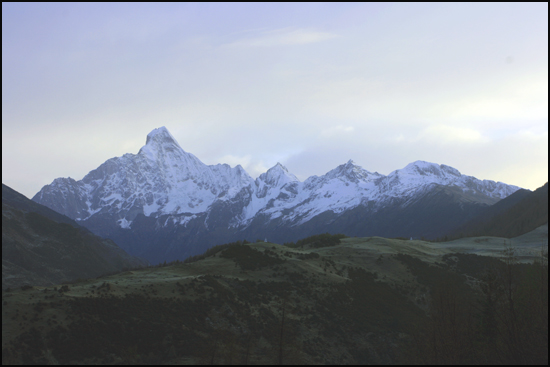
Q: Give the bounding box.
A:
[32,127,522,263]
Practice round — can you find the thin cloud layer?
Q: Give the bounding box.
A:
[225,27,338,47]
[2,3,548,198]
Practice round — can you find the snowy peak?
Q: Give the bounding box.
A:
[251,163,299,202]
[325,159,379,183]
[382,161,462,194]
[32,125,523,234]
[51,177,79,188]
[439,164,461,177]
[387,161,461,184]
[399,160,461,178]
[258,163,299,188]
[138,126,188,160]
[381,160,520,200]
[33,127,258,223]
[137,127,206,179]
[145,126,182,150]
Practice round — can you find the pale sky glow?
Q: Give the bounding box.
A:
[2,3,548,198]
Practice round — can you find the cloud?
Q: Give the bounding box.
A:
[225,27,337,47]
[246,162,271,179]
[320,125,355,137]
[2,3,547,197]
[219,154,251,168]
[218,154,272,180]
[420,125,487,144]
[431,71,549,124]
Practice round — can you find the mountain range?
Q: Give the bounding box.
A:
[32,127,522,264]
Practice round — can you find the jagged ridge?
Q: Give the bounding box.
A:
[33,127,520,229]
[32,127,523,263]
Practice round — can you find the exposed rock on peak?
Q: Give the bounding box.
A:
[32,129,524,264]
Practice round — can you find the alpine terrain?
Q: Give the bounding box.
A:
[33,127,522,264]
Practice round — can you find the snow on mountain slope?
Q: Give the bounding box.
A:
[237,159,519,227]
[33,127,522,231]
[243,160,384,225]
[259,162,298,187]
[34,127,255,227]
[235,163,299,224]
[378,160,518,200]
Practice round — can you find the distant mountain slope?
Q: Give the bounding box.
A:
[32,127,522,264]
[2,184,83,227]
[450,182,548,239]
[2,184,146,290]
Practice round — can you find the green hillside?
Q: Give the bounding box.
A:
[2,231,547,364]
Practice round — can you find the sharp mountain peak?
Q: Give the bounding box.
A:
[31,127,523,264]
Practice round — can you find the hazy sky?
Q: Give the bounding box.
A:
[2,3,548,198]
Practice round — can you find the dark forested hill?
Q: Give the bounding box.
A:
[450,182,548,239]
[2,184,146,290]
[2,184,84,228]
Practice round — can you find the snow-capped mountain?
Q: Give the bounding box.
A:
[379,160,516,199]
[242,158,517,228]
[34,127,255,227]
[33,127,522,263]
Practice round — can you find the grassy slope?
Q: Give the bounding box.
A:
[2,228,547,364]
